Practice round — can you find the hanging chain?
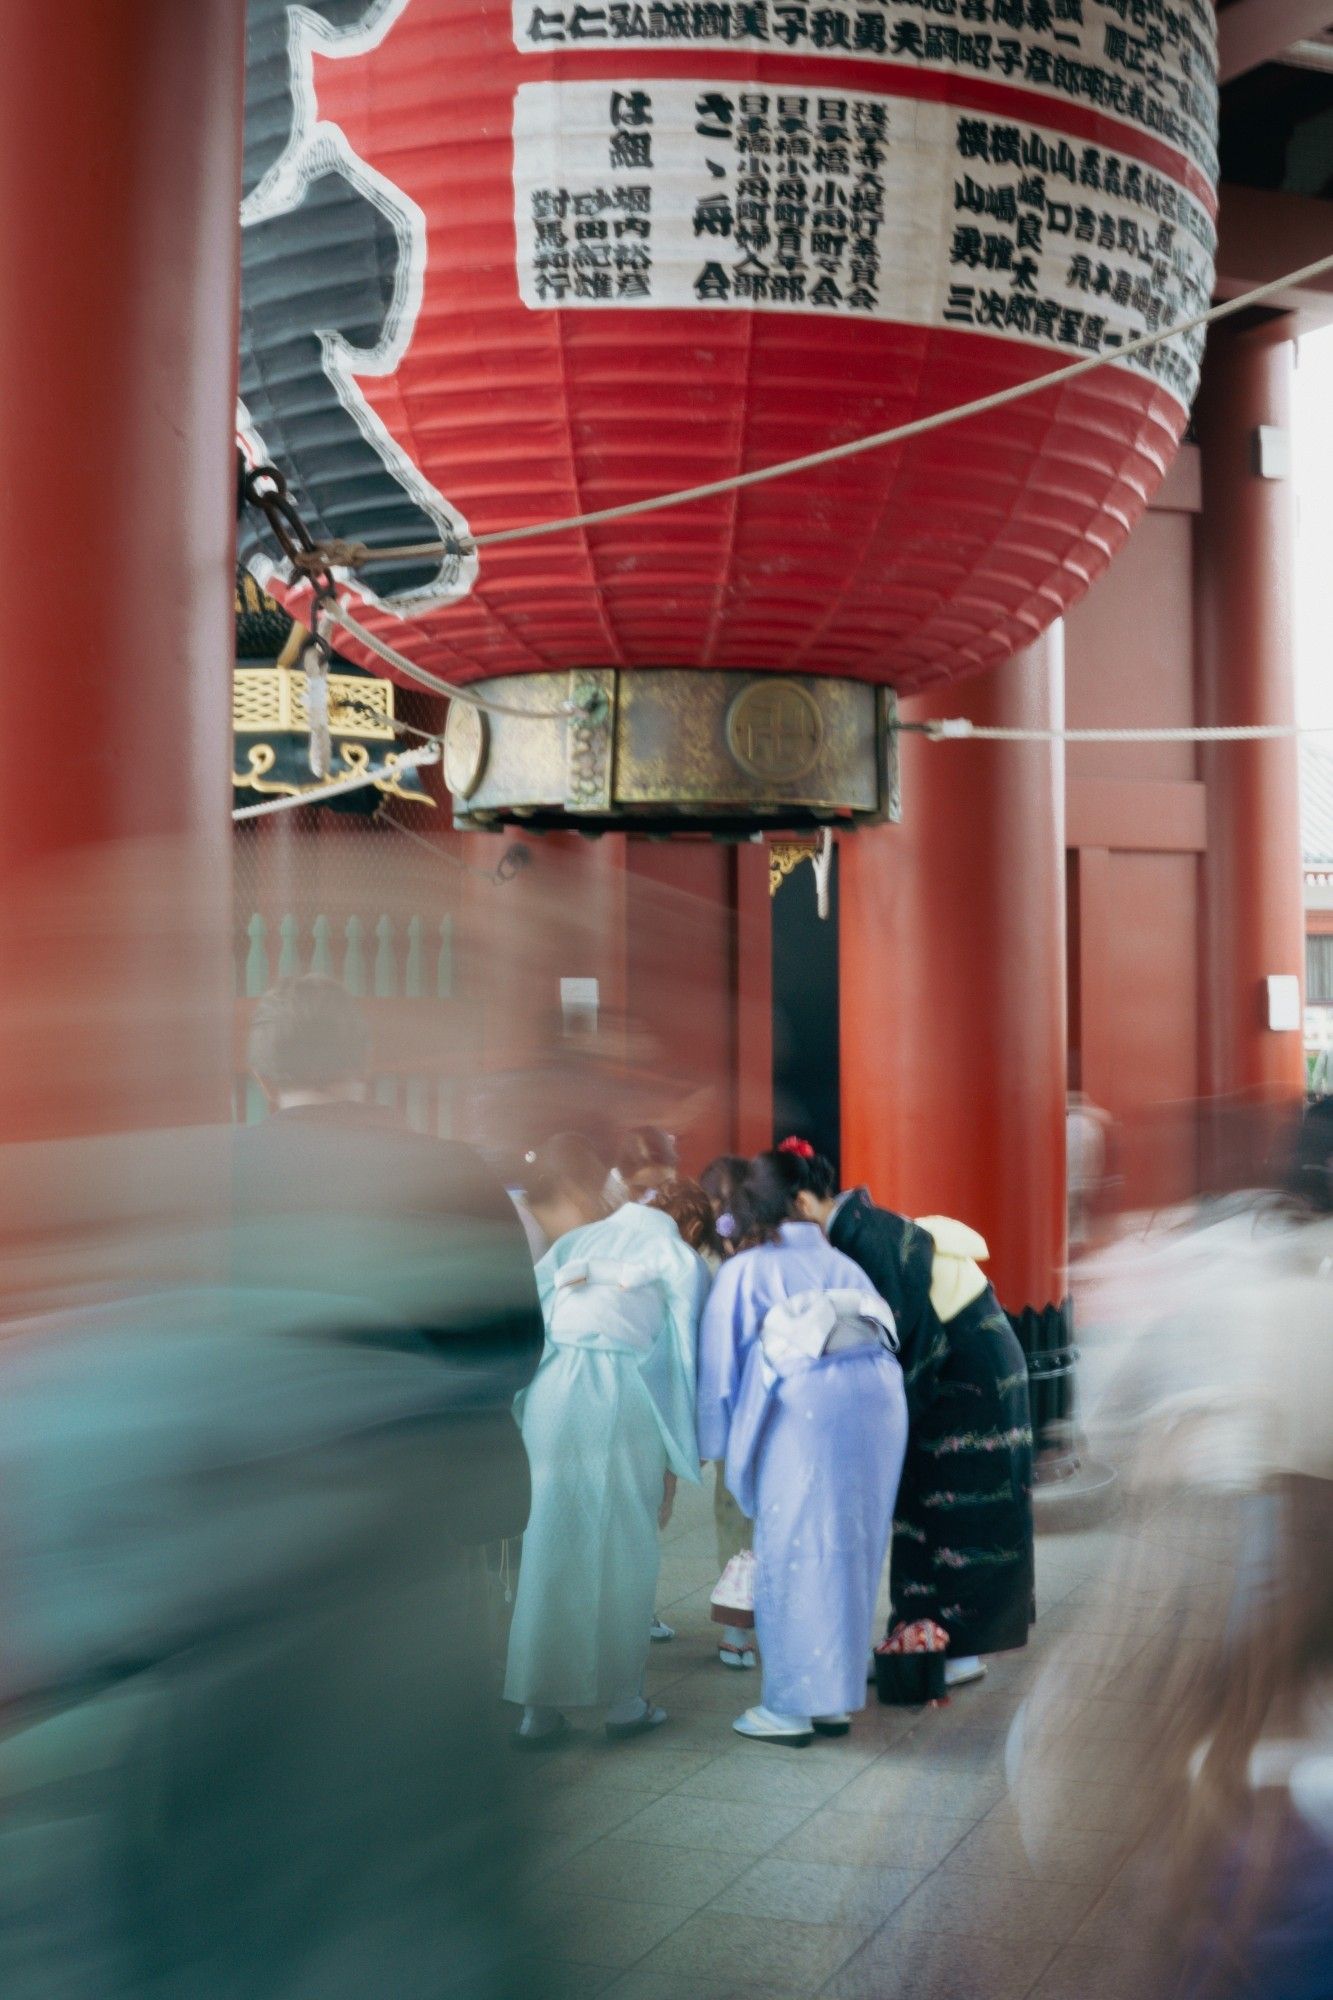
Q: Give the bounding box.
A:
[241,461,339,596]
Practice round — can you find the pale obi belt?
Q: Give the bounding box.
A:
[547,1258,666,1357]
[758,1287,898,1383]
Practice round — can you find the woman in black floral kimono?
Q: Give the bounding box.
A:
[794,1165,1035,1684]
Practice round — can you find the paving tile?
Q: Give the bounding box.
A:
[831,1752,1007,1819]
[512,1952,620,1999]
[1027,1939,1150,2000]
[535,1780,667,1840]
[603,1975,811,2000]
[710,1856,925,1927]
[630,1910,868,1991]
[543,1835,754,1909]
[938,1817,1126,1887]
[617,1791,815,1855]
[675,1747,873,1811]
[876,1865,1100,1943]
[662,1668,772,1714]
[823,1928,1056,2000]
[576,1744,730,1790]
[772,1807,974,1872]
[529,1890,694,1969]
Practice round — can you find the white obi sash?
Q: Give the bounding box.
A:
[547,1258,664,1357]
[759,1287,898,1379]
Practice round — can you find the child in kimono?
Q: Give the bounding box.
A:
[698,1146,908,1745]
[505,1135,702,1747]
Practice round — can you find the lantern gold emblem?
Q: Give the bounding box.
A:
[726,681,824,783]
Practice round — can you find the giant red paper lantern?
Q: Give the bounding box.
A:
[238,0,1217,820]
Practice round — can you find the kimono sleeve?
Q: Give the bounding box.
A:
[834,1198,941,1416]
[695,1255,748,1463]
[639,1226,705,1485]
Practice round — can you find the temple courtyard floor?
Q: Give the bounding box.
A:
[515,1478,1140,2000]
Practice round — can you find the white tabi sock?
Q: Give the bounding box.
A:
[605,1694,651,1728]
[518,1705,563,1739]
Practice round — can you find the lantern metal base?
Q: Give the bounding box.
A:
[443,670,900,836]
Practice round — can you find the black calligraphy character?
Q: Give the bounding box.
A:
[810,8,851,51]
[950,226,984,269]
[1010,253,1039,293]
[609,131,653,169]
[944,284,977,323]
[610,90,652,127]
[696,93,735,140]
[693,195,735,238]
[568,3,609,35]
[526,6,568,41]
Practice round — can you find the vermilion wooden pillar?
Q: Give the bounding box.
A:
[1194,326,1307,1159]
[840,630,1067,1315]
[0,1,244,1141]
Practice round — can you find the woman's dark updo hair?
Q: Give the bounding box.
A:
[523,1132,612,1214]
[732,1143,835,1248]
[699,1154,749,1213]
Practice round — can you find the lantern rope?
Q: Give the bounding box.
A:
[910,721,1333,743]
[307,251,1333,570]
[231,743,439,820]
[230,719,1333,821]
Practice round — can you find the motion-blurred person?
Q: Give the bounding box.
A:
[505,1135,702,1746]
[700,1153,749,1247]
[0,979,548,2000]
[1010,1169,1333,2000]
[1067,1088,1114,1253]
[699,1146,906,1744]
[800,1156,1035,1687]
[238,976,544,1542]
[617,1123,680,1200]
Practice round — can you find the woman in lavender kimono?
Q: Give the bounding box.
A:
[698,1147,908,1746]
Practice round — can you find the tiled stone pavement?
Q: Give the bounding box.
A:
[510,1479,1143,2000]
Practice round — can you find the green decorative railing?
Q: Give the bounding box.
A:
[238,910,453,1000]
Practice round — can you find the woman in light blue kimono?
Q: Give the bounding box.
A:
[505,1134,703,1746]
[699,1146,908,1746]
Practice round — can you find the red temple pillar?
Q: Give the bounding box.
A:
[1194,325,1306,1172]
[0,1,244,1142]
[840,630,1067,1317]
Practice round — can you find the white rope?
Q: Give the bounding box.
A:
[231,743,438,820]
[319,601,577,719]
[329,251,1333,568]
[920,721,1333,743]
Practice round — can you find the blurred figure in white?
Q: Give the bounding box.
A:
[1067,1088,1114,1254]
[1009,1102,1333,2000]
